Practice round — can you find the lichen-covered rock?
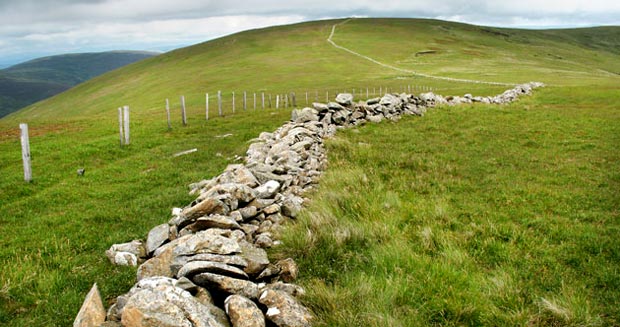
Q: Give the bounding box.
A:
[193,272,260,300]
[177,260,249,280]
[224,295,266,327]
[276,258,298,283]
[259,289,312,327]
[106,240,145,266]
[73,283,105,327]
[335,93,353,106]
[146,224,170,256]
[121,284,225,327]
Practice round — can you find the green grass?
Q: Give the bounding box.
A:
[0,17,619,326]
[274,86,620,326]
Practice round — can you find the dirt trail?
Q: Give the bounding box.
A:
[327,19,516,87]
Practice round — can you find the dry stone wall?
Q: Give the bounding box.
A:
[74,82,544,327]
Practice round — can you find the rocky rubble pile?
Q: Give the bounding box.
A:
[75,82,543,327]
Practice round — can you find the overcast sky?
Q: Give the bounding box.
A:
[1,0,619,67]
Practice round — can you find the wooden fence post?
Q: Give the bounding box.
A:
[218,91,222,117]
[261,92,265,109]
[205,93,209,120]
[166,99,171,129]
[285,94,289,108]
[291,92,296,108]
[276,95,280,109]
[232,91,236,114]
[269,94,272,108]
[253,93,256,110]
[181,96,187,126]
[118,107,123,146]
[123,105,130,145]
[326,91,329,102]
[305,91,308,105]
[19,123,32,182]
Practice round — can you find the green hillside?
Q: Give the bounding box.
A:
[0,51,157,118]
[0,18,619,326]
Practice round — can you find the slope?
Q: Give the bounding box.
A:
[0,51,157,118]
[0,18,618,326]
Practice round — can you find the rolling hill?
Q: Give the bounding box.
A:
[0,18,618,326]
[0,51,157,118]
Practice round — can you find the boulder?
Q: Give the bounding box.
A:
[238,241,270,276]
[120,284,224,327]
[335,93,354,106]
[173,230,241,256]
[177,260,249,280]
[291,108,319,123]
[193,272,260,300]
[224,295,266,327]
[73,283,106,327]
[146,224,170,256]
[259,289,312,327]
[255,180,281,199]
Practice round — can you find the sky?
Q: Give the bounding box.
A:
[1,0,619,68]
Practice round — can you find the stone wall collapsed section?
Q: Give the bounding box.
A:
[76,82,544,327]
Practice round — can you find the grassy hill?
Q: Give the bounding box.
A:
[0,18,618,326]
[0,51,157,118]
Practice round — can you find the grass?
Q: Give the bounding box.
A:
[0,17,619,326]
[274,86,620,326]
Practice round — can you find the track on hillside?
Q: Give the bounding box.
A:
[327,19,516,87]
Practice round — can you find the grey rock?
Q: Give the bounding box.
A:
[292,108,319,123]
[238,241,270,276]
[177,260,249,280]
[121,284,224,327]
[73,283,106,327]
[254,234,274,248]
[239,206,258,220]
[335,93,354,106]
[193,272,260,299]
[263,204,280,215]
[173,230,241,257]
[179,197,228,227]
[175,277,199,294]
[259,289,312,327]
[281,195,303,218]
[146,224,170,256]
[311,102,329,112]
[326,102,345,110]
[257,264,281,281]
[276,258,298,283]
[263,282,306,298]
[255,180,281,199]
[182,215,241,233]
[225,295,266,327]
[367,115,383,123]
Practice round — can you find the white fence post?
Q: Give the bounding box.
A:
[181,95,187,126]
[253,93,256,110]
[118,107,124,146]
[276,95,280,109]
[123,105,130,145]
[166,99,171,129]
[20,123,32,182]
[218,91,222,117]
[206,93,209,120]
[261,92,265,109]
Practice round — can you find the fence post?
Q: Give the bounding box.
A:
[118,107,123,146]
[205,93,209,120]
[218,91,222,117]
[285,94,289,108]
[261,92,265,109]
[243,91,247,110]
[326,91,329,102]
[276,95,280,109]
[305,91,308,105]
[253,93,256,110]
[166,99,171,129]
[181,96,187,126]
[232,91,236,114]
[123,105,130,145]
[291,92,296,108]
[269,94,272,108]
[19,123,32,182]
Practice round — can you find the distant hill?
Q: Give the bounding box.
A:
[0,51,158,117]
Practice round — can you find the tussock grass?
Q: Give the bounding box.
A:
[275,86,620,326]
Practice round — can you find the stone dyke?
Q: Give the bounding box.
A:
[74,82,544,327]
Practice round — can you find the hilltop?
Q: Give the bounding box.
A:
[1,18,619,123]
[0,51,157,118]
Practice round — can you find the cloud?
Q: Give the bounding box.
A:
[0,0,619,66]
